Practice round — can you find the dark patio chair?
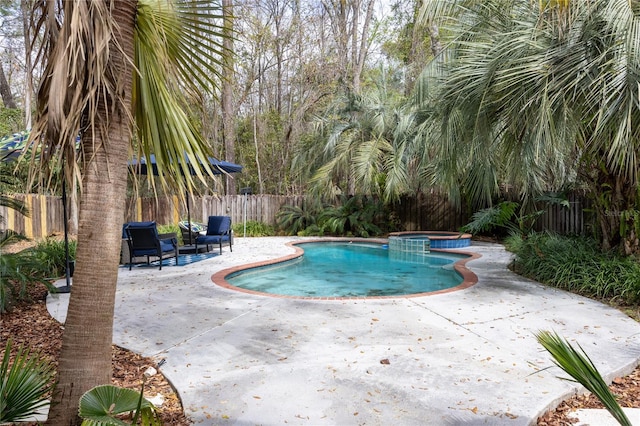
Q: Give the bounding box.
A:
[125,221,178,270]
[195,216,233,254]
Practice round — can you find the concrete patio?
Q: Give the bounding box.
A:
[48,237,640,425]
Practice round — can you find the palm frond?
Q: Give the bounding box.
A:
[30,0,121,191]
[536,330,633,426]
[131,0,229,197]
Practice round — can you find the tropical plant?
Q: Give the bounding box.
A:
[276,199,324,236]
[411,0,640,255]
[157,223,181,244]
[0,240,52,313]
[0,340,55,423]
[28,0,229,423]
[318,195,384,237]
[461,194,570,237]
[461,201,521,237]
[30,237,77,278]
[299,82,406,202]
[536,330,632,426]
[0,193,44,313]
[78,384,161,426]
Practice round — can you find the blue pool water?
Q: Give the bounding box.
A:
[225,242,469,297]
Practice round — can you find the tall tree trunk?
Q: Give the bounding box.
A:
[427,21,442,57]
[253,110,264,194]
[21,0,33,128]
[222,0,236,195]
[0,65,17,109]
[586,157,640,255]
[45,1,137,424]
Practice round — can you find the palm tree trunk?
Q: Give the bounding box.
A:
[45,1,137,424]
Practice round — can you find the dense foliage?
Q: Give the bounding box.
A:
[232,221,275,237]
[277,195,393,238]
[413,0,640,254]
[0,236,74,312]
[510,233,640,304]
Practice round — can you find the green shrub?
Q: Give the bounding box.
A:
[462,194,570,238]
[317,195,383,237]
[503,234,523,253]
[0,235,55,312]
[461,201,520,236]
[512,232,640,304]
[157,223,179,236]
[232,221,275,237]
[30,237,77,278]
[157,223,182,244]
[276,199,324,235]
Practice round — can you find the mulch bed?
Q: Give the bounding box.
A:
[0,282,191,425]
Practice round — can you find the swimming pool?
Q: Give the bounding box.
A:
[220,241,476,298]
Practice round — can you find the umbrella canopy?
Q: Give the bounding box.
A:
[128,153,243,246]
[128,153,242,176]
[0,131,30,161]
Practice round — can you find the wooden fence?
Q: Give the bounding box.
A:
[123,194,304,228]
[394,192,471,231]
[1,192,592,240]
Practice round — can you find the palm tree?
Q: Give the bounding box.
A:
[410,0,640,254]
[301,81,406,201]
[28,1,228,423]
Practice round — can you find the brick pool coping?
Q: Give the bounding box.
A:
[211,237,480,300]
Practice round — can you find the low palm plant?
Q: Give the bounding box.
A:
[276,199,324,236]
[461,201,521,236]
[0,340,55,423]
[318,195,383,237]
[79,384,161,425]
[536,331,632,426]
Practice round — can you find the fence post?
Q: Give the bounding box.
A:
[24,195,33,238]
[40,194,48,237]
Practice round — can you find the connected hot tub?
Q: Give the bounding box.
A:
[388,231,472,250]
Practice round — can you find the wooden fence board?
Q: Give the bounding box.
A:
[2,192,594,239]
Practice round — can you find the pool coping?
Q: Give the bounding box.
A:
[211,237,481,300]
[388,230,473,240]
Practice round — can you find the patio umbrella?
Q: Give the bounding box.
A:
[0,131,30,161]
[128,153,243,244]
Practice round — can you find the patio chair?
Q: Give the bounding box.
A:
[195,216,233,254]
[125,221,178,270]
